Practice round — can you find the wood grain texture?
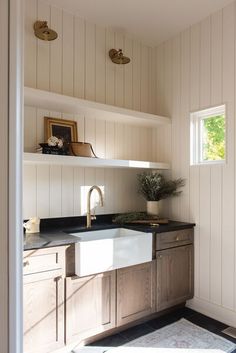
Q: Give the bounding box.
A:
[156,245,194,311]
[117,261,156,326]
[23,247,66,353]
[23,271,64,353]
[65,271,116,344]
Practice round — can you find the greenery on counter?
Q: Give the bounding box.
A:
[137,172,185,201]
[113,212,154,224]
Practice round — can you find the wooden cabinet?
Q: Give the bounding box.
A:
[117,261,156,326]
[156,244,194,311]
[23,270,64,353]
[65,271,116,343]
[23,228,194,351]
[23,247,65,353]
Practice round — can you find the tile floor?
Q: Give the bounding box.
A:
[73,307,236,353]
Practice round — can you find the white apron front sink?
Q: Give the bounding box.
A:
[69,228,152,276]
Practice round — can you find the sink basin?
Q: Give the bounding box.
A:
[69,228,152,276]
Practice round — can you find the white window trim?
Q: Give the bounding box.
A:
[190,104,226,166]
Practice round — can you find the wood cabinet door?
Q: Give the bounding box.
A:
[65,271,116,344]
[156,245,194,311]
[23,269,64,353]
[117,261,156,326]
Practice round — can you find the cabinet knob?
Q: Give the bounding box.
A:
[23,260,29,267]
[175,236,180,241]
[157,255,162,259]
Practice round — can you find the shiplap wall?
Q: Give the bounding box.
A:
[155,1,236,326]
[23,0,161,219]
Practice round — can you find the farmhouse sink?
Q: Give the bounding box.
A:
[69,228,152,276]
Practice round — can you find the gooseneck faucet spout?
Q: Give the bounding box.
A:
[87,185,104,228]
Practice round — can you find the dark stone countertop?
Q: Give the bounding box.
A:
[24,217,195,251]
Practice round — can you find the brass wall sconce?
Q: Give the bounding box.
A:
[34,21,58,41]
[109,49,130,64]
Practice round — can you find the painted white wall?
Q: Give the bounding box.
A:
[155,1,236,326]
[0,0,10,351]
[0,0,23,352]
[23,0,162,219]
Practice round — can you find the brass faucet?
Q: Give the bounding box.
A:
[87,185,104,228]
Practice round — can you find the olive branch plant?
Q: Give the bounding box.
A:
[137,172,185,201]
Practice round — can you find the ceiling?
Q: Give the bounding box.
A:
[46,0,233,46]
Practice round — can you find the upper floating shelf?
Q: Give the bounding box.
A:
[24,153,170,170]
[24,87,171,128]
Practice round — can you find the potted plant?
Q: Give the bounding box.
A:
[137,172,185,216]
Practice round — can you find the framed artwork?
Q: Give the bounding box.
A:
[44,117,78,143]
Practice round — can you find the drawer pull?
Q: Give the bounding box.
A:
[23,261,29,267]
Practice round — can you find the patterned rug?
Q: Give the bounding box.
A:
[121,319,236,353]
[107,319,236,353]
[72,319,236,353]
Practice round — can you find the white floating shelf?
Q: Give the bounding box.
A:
[24,153,170,170]
[24,87,171,128]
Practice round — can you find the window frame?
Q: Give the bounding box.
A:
[190,104,227,166]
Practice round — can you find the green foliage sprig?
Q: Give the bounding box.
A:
[137,172,185,201]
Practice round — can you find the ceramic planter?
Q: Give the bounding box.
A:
[147,201,159,216]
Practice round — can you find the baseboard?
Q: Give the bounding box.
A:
[187,297,236,327]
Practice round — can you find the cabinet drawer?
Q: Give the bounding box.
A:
[156,229,193,250]
[23,247,65,275]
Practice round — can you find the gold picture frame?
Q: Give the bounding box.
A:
[44,117,78,143]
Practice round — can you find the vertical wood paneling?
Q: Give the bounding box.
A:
[73,167,84,216]
[105,29,115,105]
[211,10,223,106]
[115,33,125,107]
[156,43,164,116]
[104,169,114,213]
[24,107,37,152]
[23,166,37,218]
[171,36,181,220]
[141,46,149,113]
[124,37,133,109]
[95,119,106,158]
[49,165,62,217]
[198,17,211,301]
[105,121,115,159]
[210,9,223,306]
[61,166,74,216]
[74,17,85,99]
[132,41,141,111]
[200,17,211,108]
[50,6,62,93]
[199,167,211,300]
[95,26,106,103]
[24,0,37,88]
[37,1,50,90]
[85,22,96,100]
[221,2,235,310]
[154,0,236,325]
[62,11,74,96]
[189,23,201,299]
[36,165,50,217]
[210,166,222,304]
[179,29,190,222]
[24,1,160,222]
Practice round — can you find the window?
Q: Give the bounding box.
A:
[190,105,226,165]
